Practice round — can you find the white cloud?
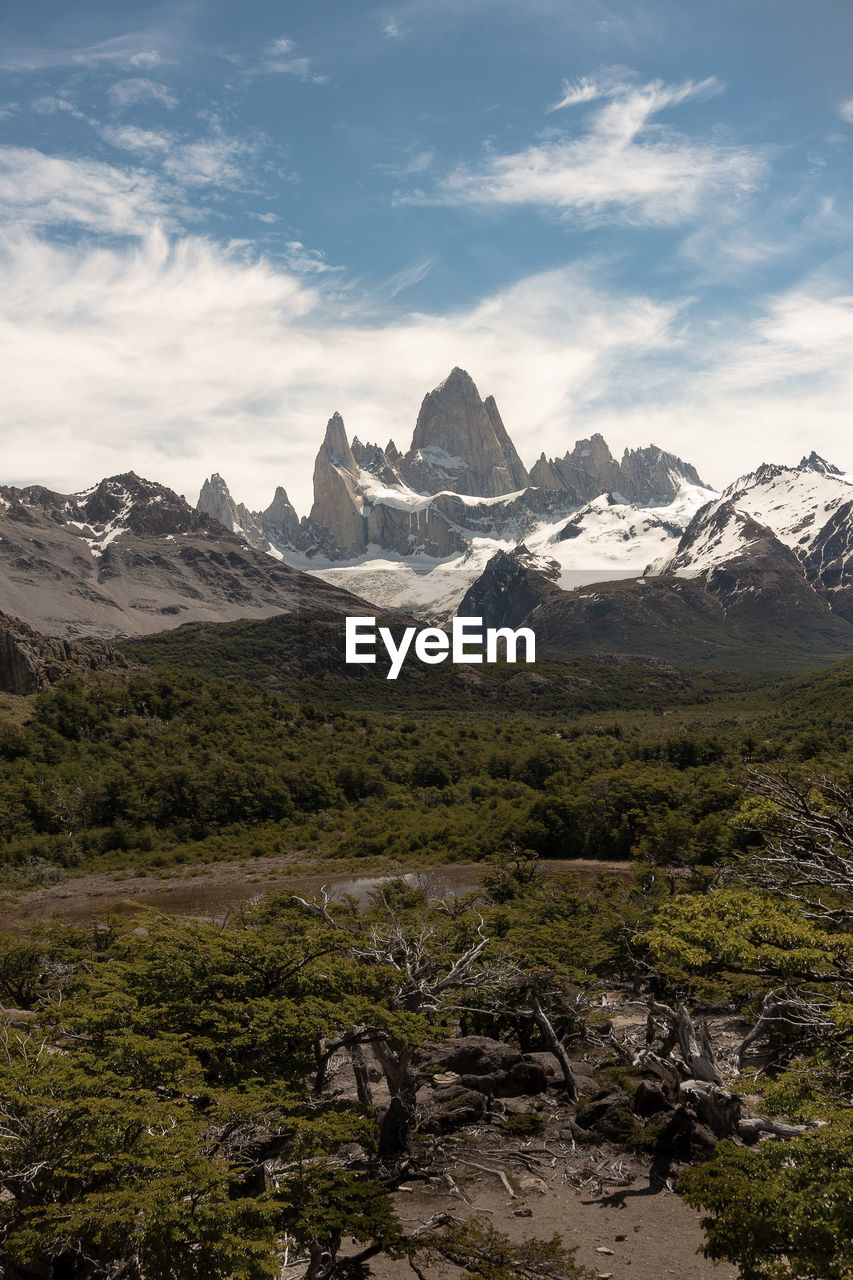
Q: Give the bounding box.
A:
[0,34,166,72]
[385,257,435,296]
[107,78,177,110]
[127,50,161,69]
[1,133,268,254]
[31,94,89,121]
[0,227,679,511]
[0,147,173,235]
[548,75,609,111]
[101,125,174,154]
[282,241,343,274]
[96,122,263,193]
[580,285,853,488]
[258,36,327,83]
[838,98,853,123]
[419,76,763,227]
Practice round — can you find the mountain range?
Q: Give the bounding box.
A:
[2,365,853,678]
[198,366,716,620]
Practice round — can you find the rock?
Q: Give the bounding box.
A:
[0,611,118,694]
[523,1051,564,1086]
[531,434,706,505]
[308,413,368,556]
[198,472,242,533]
[458,545,563,631]
[418,1035,524,1076]
[574,1090,637,1141]
[651,1104,720,1166]
[400,367,530,498]
[422,1085,487,1131]
[517,1174,548,1196]
[262,486,302,546]
[503,1096,541,1115]
[418,1036,547,1097]
[633,1080,671,1117]
[459,1061,547,1098]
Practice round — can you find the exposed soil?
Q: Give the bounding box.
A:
[372,1163,735,1279]
[0,857,633,928]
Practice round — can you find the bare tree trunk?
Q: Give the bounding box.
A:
[350,1042,375,1110]
[530,995,578,1101]
[648,999,722,1083]
[371,1038,418,1160]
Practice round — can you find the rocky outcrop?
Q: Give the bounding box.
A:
[620,445,705,505]
[531,435,705,505]
[802,498,853,622]
[458,546,562,630]
[198,475,303,555]
[308,413,368,556]
[800,451,843,477]
[400,368,529,498]
[0,612,119,694]
[416,1036,548,1097]
[197,473,242,533]
[262,485,302,546]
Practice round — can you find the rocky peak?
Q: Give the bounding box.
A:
[198,473,240,531]
[77,474,200,539]
[532,435,706,506]
[619,444,706,505]
[458,545,562,630]
[800,451,843,476]
[322,412,358,474]
[402,367,529,498]
[350,438,403,487]
[309,414,366,556]
[263,486,301,541]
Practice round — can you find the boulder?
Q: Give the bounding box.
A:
[417,1036,547,1097]
[633,1080,672,1117]
[422,1084,488,1131]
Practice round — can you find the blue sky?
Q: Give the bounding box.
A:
[2,0,853,512]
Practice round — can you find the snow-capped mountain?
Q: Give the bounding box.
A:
[0,473,371,638]
[650,454,853,620]
[199,367,715,621]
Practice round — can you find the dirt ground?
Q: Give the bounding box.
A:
[0,857,633,927]
[373,1165,736,1279]
[297,1026,742,1280]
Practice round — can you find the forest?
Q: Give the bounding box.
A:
[0,645,852,1279]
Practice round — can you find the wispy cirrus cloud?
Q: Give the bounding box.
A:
[0,147,174,236]
[414,76,764,227]
[31,93,91,122]
[838,98,853,123]
[107,78,178,110]
[546,67,635,112]
[224,36,328,85]
[0,33,165,73]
